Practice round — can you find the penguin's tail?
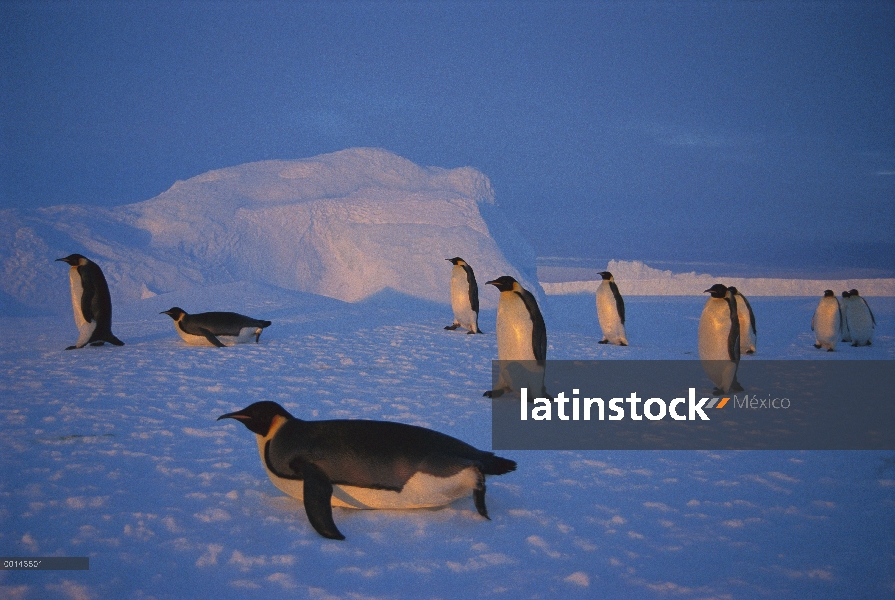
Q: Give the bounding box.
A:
[260,320,272,328]
[483,455,517,476]
[105,334,125,346]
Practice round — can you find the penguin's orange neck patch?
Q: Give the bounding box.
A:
[267,414,288,438]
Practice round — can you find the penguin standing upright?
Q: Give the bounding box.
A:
[812,290,841,351]
[727,286,756,354]
[844,289,875,346]
[218,401,517,540]
[483,276,547,398]
[698,284,742,394]
[55,254,124,350]
[839,291,852,342]
[161,307,271,347]
[444,257,483,334]
[596,271,628,346]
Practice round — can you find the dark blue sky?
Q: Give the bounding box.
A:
[2,1,893,271]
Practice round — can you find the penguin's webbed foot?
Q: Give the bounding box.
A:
[619,341,628,346]
[64,345,78,351]
[814,344,821,349]
[444,324,459,330]
[598,339,609,344]
[745,349,754,354]
[827,348,834,352]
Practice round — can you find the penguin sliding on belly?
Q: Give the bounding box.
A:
[812,290,841,351]
[595,271,628,346]
[161,307,271,347]
[56,254,125,350]
[218,401,517,540]
[483,276,548,399]
[698,284,743,395]
[444,257,483,334]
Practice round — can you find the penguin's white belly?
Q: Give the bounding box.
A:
[496,294,534,360]
[69,269,88,328]
[69,269,96,346]
[596,283,626,343]
[174,324,259,346]
[846,302,874,343]
[254,440,479,509]
[450,269,477,330]
[813,298,840,348]
[698,300,733,361]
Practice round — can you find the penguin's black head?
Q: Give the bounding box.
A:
[598,271,613,281]
[217,401,295,436]
[842,291,850,298]
[727,286,739,295]
[446,257,465,265]
[55,254,87,266]
[823,290,835,297]
[848,289,860,297]
[161,307,186,320]
[486,276,518,292]
[704,283,729,299]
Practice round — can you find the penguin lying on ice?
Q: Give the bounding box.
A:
[161,307,271,347]
[56,254,125,350]
[218,401,517,540]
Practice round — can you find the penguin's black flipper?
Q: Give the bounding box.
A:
[301,466,345,540]
[198,328,226,348]
[472,469,489,519]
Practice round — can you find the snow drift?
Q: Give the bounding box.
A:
[0,148,536,315]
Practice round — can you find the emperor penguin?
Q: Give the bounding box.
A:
[727,286,756,354]
[698,284,742,395]
[444,257,483,334]
[161,307,271,347]
[596,271,628,346]
[483,276,548,399]
[839,291,852,342]
[844,289,875,346]
[55,254,125,350]
[812,290,841,351]
[218,401,517,540]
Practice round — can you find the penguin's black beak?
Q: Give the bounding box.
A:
[217,411,247,421]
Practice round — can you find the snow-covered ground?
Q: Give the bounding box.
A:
[2,285,893,599]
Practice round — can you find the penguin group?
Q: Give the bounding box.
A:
[56,253,272,350]
[55,252,882,540]
[814,288,875,350]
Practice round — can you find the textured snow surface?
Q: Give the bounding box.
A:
[1,288,893,599]
[543,260,895,296]
[0,148,534,315]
